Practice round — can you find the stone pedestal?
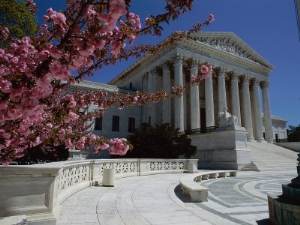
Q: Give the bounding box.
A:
[68,149,87,160]
[268,153,300,225]
[102,168,115,187]
[190,125,251,170]
[187,160,197,173]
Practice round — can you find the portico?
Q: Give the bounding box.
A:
[110,32,275,143]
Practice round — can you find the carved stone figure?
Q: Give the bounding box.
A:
[218,107,238,127]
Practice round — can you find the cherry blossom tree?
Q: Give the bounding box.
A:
[0,0,214,165]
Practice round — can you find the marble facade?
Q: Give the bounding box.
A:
[109,32,278,143]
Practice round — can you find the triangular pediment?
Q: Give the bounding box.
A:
[190,32,274,70]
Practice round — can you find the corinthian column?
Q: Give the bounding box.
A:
[218,67,227,113]
[162,63,171,124]
[252,79,264,142]
[190,60,200,133]
[231,72,241,126]
[261,81,274,143]
[242,75,254,141]
[205,69,215,127]
[142,74,148,123]
[173,55,184,132]
[148,70,156,125]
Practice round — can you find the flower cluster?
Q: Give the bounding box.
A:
[109,138,130,156]
[190,64,212,85]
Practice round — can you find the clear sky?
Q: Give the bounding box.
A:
[34,0,300,127]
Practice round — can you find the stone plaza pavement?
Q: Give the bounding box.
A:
[56,143,298,225]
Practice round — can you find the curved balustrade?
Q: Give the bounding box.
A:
[0,158,197,224]
[179,170,237,202]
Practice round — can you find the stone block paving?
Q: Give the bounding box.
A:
[56,169,296,225]
[196,170,296,225]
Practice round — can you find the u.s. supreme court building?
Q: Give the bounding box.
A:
[72,32,287,169]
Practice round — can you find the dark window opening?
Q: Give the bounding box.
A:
[94,117,102,130]
[112,115,120,131]
[128,117,135,133]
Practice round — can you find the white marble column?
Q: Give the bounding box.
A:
[205,69,215,127]
[142,74,148,123]
[231,72,241,126]
[252,79,264,142]
[162,63,171,124]
[147,70,156,125]
[261,81,274,143]
[218,67,227,113]
[190,60,200,132]
[242,75,254,141]
[174,55,184,132]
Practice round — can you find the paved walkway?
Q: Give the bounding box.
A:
[56,143,298,225]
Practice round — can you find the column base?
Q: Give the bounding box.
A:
[256,138,265,143]
[247,137,255,142]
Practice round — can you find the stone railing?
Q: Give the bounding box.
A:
[0,158,197,225]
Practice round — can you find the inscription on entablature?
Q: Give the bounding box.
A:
[209,55,268,77]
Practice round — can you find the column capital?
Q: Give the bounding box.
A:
[142,73,148,81]
[163,62,171,71]
[173,54,184,64]
[150,68,159,75]
[219,66,226,75]
[191,59,199,69]
[231,71,240,81]
[252,78,261,86]
[261,80,270,89]
[242,75,251,83]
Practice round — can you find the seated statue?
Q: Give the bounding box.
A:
[218,107,238,127]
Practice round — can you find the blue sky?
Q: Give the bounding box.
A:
[34,0,300,127]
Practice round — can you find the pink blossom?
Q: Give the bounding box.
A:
[46,123,53,128]
[111,41,122,56]
[76,137,86,149]
[0,129,11,139]
[58,129,66,140]
[94,40,106,49]
[65,139,73,149]
[68,112,79,120]
[33,136,41,146]
[89,134,97,142]
[80,45,95,57]
[200,65,210,74]
[108,138,129,156]
[0,79,11,93]
[7,109,22,120]
[48,9,66,27]
[94,142,109,152]
[43,15,49,21]
[69,100,77,108]
[209,14,215,22]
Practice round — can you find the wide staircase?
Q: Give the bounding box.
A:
[246,141,298,171]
